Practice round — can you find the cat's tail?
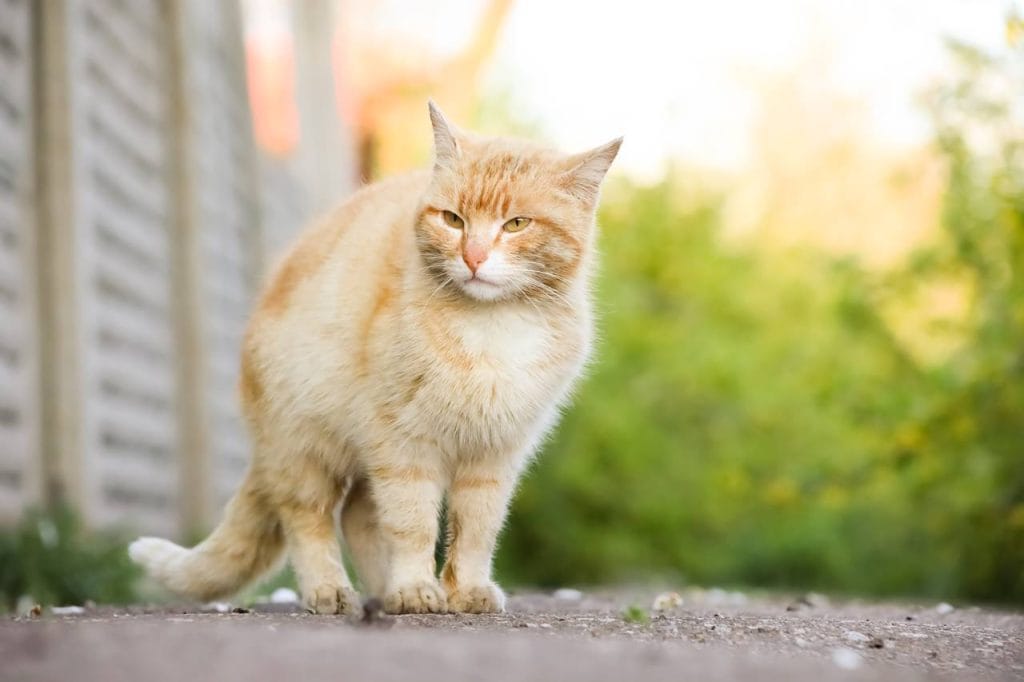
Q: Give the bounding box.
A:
[128,473,284,601]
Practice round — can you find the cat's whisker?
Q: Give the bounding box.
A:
[426,277,453,304]
[537,291,576,310]
[511,267,577,287]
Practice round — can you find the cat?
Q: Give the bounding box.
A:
[129,102,620,615]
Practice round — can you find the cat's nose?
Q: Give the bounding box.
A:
[463,242,489,274]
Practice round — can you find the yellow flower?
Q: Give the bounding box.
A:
[764,478,799,508]
[820,485,848,510]
[895,426,925,451]
[1009,504,1024,529]
[1007,14,1024,48]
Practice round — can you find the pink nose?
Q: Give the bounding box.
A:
[463,242,489,274]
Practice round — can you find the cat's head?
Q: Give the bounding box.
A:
[415,101,620,303]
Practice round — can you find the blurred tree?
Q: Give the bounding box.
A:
[729,44,944,267]
[495,39,1023,605]
[336,0,515,178]
[899,38,1024,602]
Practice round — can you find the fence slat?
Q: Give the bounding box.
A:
[0,0,40,522]
[36,0,181,533]
[171,0,267,526]
[18,0,338,535]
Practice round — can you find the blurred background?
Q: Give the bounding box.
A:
[1,0,1022,609]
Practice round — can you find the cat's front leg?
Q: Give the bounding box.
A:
[441,459,521,614]
[366,445,448,614]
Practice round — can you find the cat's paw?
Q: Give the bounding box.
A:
[447,582,505,614]
[303,583,361,615]
[382,580,448,614]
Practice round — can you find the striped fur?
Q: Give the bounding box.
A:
[130,102,620,615]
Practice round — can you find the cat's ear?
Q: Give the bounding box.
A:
[428,100,461,171]
[559,137,623,205]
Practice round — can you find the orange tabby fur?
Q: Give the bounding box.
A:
[130,102,620,614]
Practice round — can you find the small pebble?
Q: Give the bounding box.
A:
[360,598,388,627]
[16,596,37,615]
[270,588,299,604]
[831,647,863,670]
[805,592,829,607]
[786,592,828,611]
[844,630,870,644]
[51,605,85,616]
[553,588,583,601]
[652,591,683,612]
[935,602,955,615]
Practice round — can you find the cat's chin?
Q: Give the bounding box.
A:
[459,276,508,302]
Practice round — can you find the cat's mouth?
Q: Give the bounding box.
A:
[460,274,506,301]
[465,274,499,287]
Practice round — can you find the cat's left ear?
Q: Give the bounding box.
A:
[428,100,461,171]
[559,137,623,205]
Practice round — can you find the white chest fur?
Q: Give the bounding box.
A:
[453,307,552,369]
[401,303,588,455]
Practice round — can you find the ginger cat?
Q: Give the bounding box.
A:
[130,102,620,615]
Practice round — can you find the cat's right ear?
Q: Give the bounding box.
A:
[428,100,460,171]
[558,137,623,206]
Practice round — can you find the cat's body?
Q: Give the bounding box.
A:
[130,103,620,615]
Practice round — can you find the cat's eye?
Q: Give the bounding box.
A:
[503,217,532,232]
[442,210,464,229]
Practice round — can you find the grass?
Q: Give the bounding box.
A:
[0,507,139,611]
[622,604,650,624]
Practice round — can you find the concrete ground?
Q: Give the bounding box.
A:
[2,589,1022,681]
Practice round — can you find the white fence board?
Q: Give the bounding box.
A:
[5,0,338,534]
[0,0,40,521]
[66,0,179,536]
[179,0,262,512]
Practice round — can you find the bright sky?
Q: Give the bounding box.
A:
[244,0,1018,178]
[480,0,1018,178]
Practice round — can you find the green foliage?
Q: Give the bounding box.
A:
[904,40,1024,602]
[622,604,649,624]
[0,508,139,610]
[496,43,1023,604]
[498,179,919,595]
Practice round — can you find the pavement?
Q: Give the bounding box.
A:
[2,589,1022,681]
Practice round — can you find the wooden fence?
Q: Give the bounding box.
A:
[0,0,351,538]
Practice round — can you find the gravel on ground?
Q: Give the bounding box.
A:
[2,588,1021,681]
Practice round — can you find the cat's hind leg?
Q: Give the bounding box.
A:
[278,480,360,615]
[340,476,388,598]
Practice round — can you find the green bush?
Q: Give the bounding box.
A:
[496,42,1023,604]
[0,508,139,610]
[497,180,917,593]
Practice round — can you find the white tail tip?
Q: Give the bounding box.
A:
[128,536,192,591]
